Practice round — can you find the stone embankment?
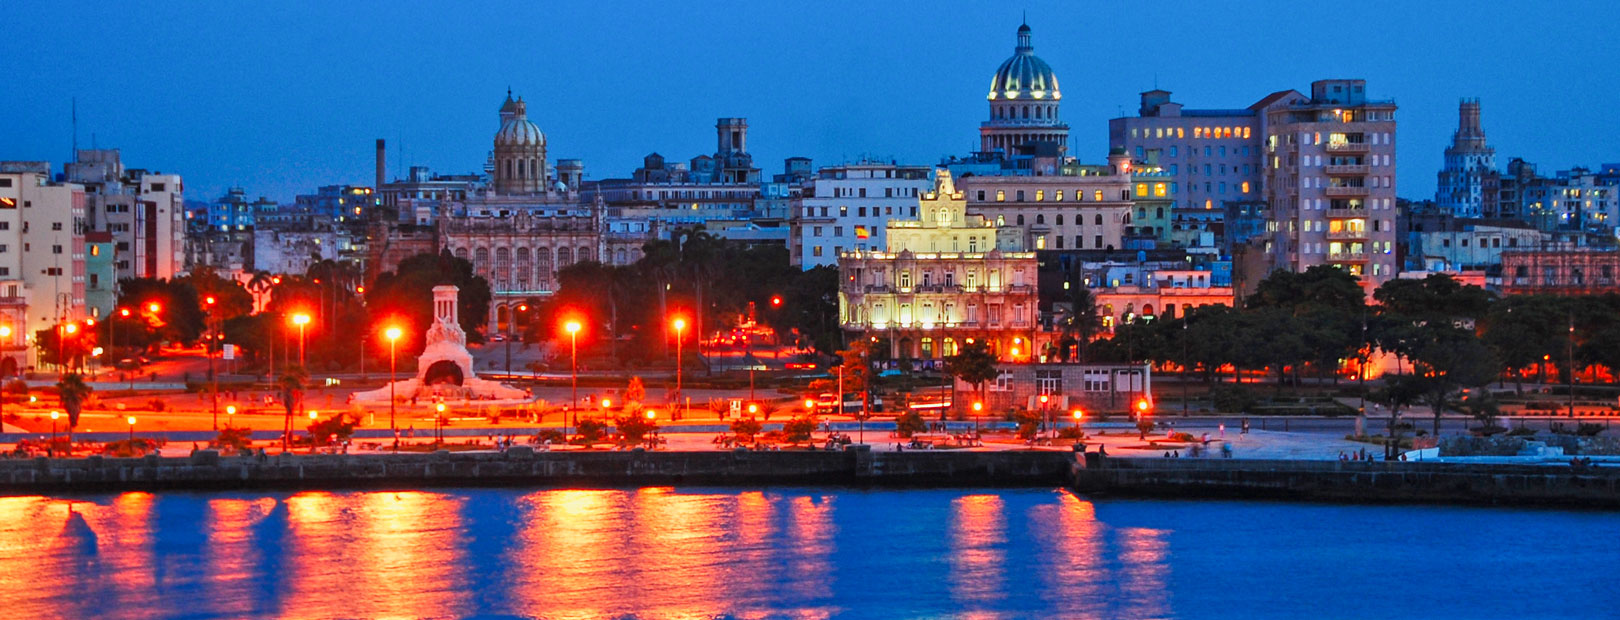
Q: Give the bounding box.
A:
[0,448,1074,493]
[1071,455,1620,508]
[4,449,1619,508]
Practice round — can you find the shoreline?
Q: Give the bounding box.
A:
[1,449,1618,508]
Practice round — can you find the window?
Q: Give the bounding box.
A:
[1036,369,1062,395]
[996,190,1005,202]
[51,222,62,231]
[52,245,62,254]
[1036,190,1045,202]
[839,206,848,217]
[812,246,823,257]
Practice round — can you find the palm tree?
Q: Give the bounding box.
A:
[246,270,274,314]
[277,365,308,452]
[1063,285,1103,362]
[56,373,92,453]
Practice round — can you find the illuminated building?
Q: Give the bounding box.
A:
[1108,89,1294,213]
[0,164,86,372]
[1262,79,1400,296]
[1500,248,1620,295]
[979,23,1069,156]
[838,170,1038,361]
[63,149,186,281]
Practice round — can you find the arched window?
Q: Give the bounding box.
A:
[495,247,512,286]
[515,247,531,291]
[1056,214,1064,225]
[1036,214,1045,224]
[1016,214,1025,225]
[474,247,490,276]
[577,246,593,263]
[557,246,573,267]
[1094,214,1103,225]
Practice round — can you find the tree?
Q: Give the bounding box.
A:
[1058,285,1104,362]
[1374,274,1494,326]
[625,376,646,405]
[575,419,606,445]
[1015,410,1042,442]
[808,340,875,404]
[944,340,998,416]
[1405,326,1500,437]
[36,326,96,372]
[56,373,92,448]
[216,426,253,455]
[277,365,308,451]
[366,250,492,348]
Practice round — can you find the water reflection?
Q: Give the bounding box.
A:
[1,487,1607,618]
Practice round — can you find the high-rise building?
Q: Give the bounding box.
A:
[1262,79,1400,295]
[1436,99,1496,218]
[1109,89,1299,212]
[0,166,86,373]
[63,149,185,281]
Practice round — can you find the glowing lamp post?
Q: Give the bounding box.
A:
[671,317,685,420]
[385,325,403,450]
[291,313,311,366]
[126,415,136,446]
[565,321,581,429]
[49,411,60,457]
[973,401,984,432]
[435,402,447,445]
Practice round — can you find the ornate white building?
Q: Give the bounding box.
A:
[839,170,1039,361]
[1436,99,1495,218]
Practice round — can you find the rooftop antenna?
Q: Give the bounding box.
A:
[71,97,78,162]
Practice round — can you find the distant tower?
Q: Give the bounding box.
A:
[979,23,1069,155]
[492,90,548,195]
[555,159,584,192]
[717,118,748,156]
[1436,99,1495,218]
[375,139,386,189]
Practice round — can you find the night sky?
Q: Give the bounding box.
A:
[4,0,1616,203]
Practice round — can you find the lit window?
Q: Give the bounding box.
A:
[1093,190,1102,201]
[1241,182,1251,193]
[1055,190,1064,201]
[996,190,1005,202]
[1154,183,1167,197]
[1036,190,1045,202]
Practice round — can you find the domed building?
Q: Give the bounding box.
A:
[979,24,1069,155]
[492,90,547,195]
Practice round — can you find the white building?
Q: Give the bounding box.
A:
[1435,100,1495,218]
[793,162,931,268]
[0,166,86,373]
[63,149,186,281]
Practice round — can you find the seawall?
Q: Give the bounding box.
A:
[0,448,1075,494]
[1071,456,1620,508]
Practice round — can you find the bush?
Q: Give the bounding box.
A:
[1506,426,1538,437]
[534,429,565,443]
[1169,431,1196,443]
[1470,425,1508,437]
[307,414,359,445]
[1056,426,1085,440]
[1135,419,1154,439]
[781,417,815,444]
[1211,385,1257,413]
[574,419,606,445]
[1014,410,1041,441]
[1575,423,1605,437]
[731,417,762,443]
[148,398,167,412]
[614,414,659,444]
[216,426,253,454]
[895,410,926,438]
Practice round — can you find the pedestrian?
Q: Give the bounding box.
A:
[1219,423,1225,439]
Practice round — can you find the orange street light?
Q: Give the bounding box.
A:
[972,401,983,412]
[226,405,237,416]
[601,398,612,409]
[309,410,318,420]
[646,410,657,420]
[118,308,130,317]
[671,316,687,420]
[804,398,815,410]
[63,323,77,335]
[1136,398,1151,414]
[148,302,162,313]
[565,320,582,417]
[385,325,403,448]
[770,296,782,307]
[205,295,216,306]
[291,313,311,365]
[747,403,759,415]
[1072,409,1084,420]
[127,415,137,444]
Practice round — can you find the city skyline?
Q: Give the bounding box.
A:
[4,0,1618,203]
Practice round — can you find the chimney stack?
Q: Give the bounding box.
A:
[375,139,386,190]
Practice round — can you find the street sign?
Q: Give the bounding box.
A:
[222,344,237,360]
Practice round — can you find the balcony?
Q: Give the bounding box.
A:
[1324,164,1368,175]
[1324,186,1370,198]
[1325,142,1370,153]
[1327,251,1368,262]
[1326,229,1367,240]
[1326,208,1368,219]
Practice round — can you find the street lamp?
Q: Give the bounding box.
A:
[566,320,581,430]
[972,401,983,433]
[435,402,447,445]
[671,317,686,420]
[1039,394,1051,440]
[205,295,219,431]
[49,411,60,457]
[385,325,402,450]
[291,313,311,366]
[127,415,136,446]
[506,303,526,376]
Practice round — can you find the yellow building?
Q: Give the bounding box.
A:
[839,170,1039,361]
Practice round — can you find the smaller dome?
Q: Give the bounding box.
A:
[495,95,545,146]
[988,25,1060,101]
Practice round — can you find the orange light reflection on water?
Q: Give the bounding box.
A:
[949,494,1007,612]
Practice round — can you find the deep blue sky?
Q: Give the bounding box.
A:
[4,0,1617,204]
